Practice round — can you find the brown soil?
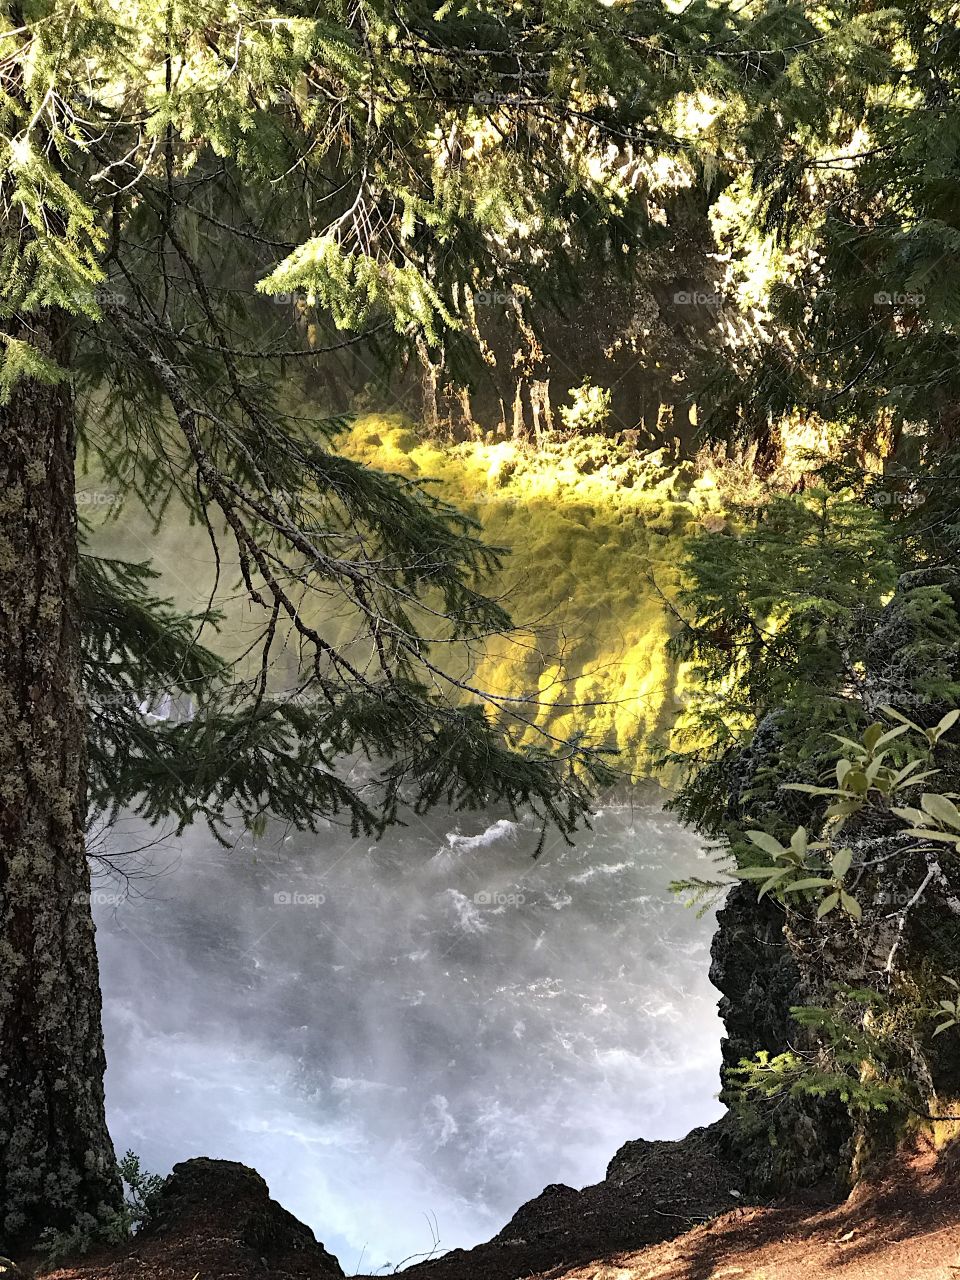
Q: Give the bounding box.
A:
[525,1137,960,1280]
[563,1146,960,1280]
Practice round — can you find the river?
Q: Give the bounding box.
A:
[93,794,723,1272]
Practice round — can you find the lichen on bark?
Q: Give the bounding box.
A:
[0,315,120,1251]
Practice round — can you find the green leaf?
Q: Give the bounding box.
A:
[746,830,786,857]
[881,706,923,734]
[936,710,960,738]
[873,724,911,749]
[891,806,927,825]
[782,877,834,892]
[904,770,940,787]
[731,866,781,880]
[831,847,853,880]
[758,872,790,898]
[921,793,960,828]
[891,760,926,785]
[865,755,886,785]
[863,722,885,752]
[840,891,862,921]
[904,828,960,844]
[824,800,862,820]
[817,891,840,919]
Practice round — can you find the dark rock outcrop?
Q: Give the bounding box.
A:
[44,1157,343,1280]
[152,1157,342,1272]
[710,885,801,1094]
[395,1123,748,1280]
[709,885,852,1193]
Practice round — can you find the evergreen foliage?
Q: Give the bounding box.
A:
[663,487,907,835]
[691,2,960,464]
[727,989,911,1119]
[717,713,960,1137]
[666,480,960,1166]
[4,0,754,841]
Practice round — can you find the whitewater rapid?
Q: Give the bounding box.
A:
[94,796,723,1271]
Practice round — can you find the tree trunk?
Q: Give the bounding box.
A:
[0,315,119,1252]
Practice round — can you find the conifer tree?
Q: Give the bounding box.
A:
[692,1,960,465]
[0,0,776,1248]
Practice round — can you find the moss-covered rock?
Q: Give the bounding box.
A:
[336,416,726,780]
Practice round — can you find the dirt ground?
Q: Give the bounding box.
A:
[526,1138,960,1280]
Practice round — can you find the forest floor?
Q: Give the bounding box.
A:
[536,1139,960,1280]
[35,1134,960,1280]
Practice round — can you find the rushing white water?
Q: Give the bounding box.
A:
[93,795,724,1272]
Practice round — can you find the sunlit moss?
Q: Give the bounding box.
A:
[338,415,726,782]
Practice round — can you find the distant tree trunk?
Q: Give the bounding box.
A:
[0,315,119,1251]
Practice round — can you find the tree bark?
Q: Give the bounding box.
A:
[0,315,119,1251]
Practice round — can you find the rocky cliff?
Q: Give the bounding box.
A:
[709,884,853,1193]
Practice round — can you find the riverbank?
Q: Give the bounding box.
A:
[36,1131,960,1280]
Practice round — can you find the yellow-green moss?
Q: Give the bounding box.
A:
[86,411,724,782]
[338,415,725,781]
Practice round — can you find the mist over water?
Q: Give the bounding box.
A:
[94,794,724,1272]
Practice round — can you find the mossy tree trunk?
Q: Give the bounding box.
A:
[0,315,119,1251]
